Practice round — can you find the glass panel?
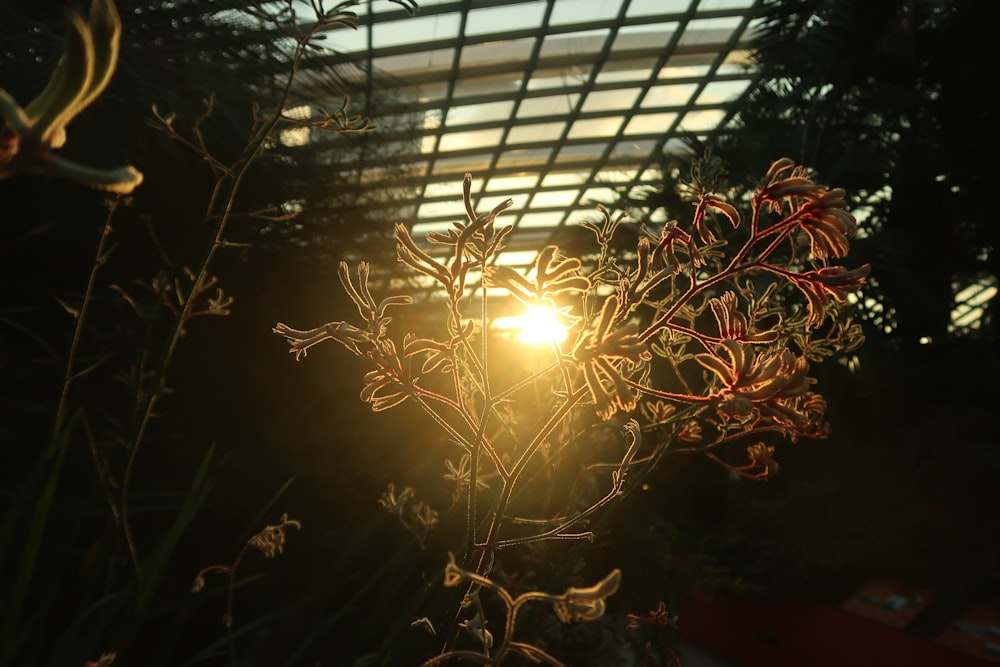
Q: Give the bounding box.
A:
[677,109,726,131]
[507,121,566,145]
[696,79,751,104]
[479,193,530,212]
[453,73,524,99]
[530,189,579,208]
[424,178,483,198]
[517,94,580,118]
[549,0,624,25]
[372,48,454,74]
[596,168,638,183]
[580,88,640,113]
[495,148,552,170]
[659,60,712,79]
[556,142,608,162]
[527,69,591,90]
[701,0,758,8]
[641,83,698,108]
[566,117,623,139]
[627,0,693,17]
[518,211,566,228]
[371,13,462,49]
[438,128,505,152]
[580,186,618,204]
[494,250,540,266]
[485,174,539,192]
[417,200,467,220]
[324,26,367,53]
[541,171,587,187]
[678,17,739,46]
[434,154,494,173]
[594,62,656,85]
[465,2,549,36]
[461,38,537,69]
[446,100,516,126]
[417,81,449,103]
[612,24,676,52]
[623,111,677,135]
[539,29,609,60]
[610,139,656,157]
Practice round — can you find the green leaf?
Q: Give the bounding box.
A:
[136,443,216,612]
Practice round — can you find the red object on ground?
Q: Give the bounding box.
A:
[677,593,992,667]
[937,605,1000,664]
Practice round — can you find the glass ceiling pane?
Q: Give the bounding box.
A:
[697,79,752,104]
[642,83,698,108]
[628,0,694,17]
[371,14,462,49]
[453,73,524,99]
[461,38,537,69]
[613,24,676,53]
[530,190,580,208]
[659,63,711,79]
[678,17,741,46]
[325,27,367,53]
[435,154,494,174]
[623,112,678,135]
[519,211,566,228]
[507,121,566,145]
[417,199,467,220]
[549,0,625,25]
[372,48,454,75]
[541,172,588,187]
[556,142,608,162]
[611,139,656,158]
[527,69,592,90]
[446,101,517,126]
[594,62,657,85]
[439,128,505,152]
[566,117,624,140]
[580,88,640,113]
[485,175,539,192]
[494,250,539,266]
[701,0,758,8]
[539,30,609,60]
[417,81,449,103]
[465,2,549,36]
[677,109,727,131]
[517,94,580,119]
[424,178,484,199]
[495,148,552,170]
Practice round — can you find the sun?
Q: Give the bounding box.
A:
[494,305,569,345]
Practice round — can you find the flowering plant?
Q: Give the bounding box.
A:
[275,158,868,663]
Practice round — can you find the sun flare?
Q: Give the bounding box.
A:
[494,305,569,345]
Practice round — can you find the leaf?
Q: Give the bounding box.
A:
[137,443,216,612]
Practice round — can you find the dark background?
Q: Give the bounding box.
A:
[1,0,997,665]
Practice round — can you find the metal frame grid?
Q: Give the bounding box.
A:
[306,0,766,278]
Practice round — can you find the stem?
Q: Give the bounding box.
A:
[120,38,310,587]
[54,197,120,433]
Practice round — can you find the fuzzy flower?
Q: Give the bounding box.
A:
[0,0,142,193]
[573,296,649,420]
[709,291,778,343]
[792,264,872,328]
[696,340,810,423]
[550,568,622,624]
[755,159,860,260]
